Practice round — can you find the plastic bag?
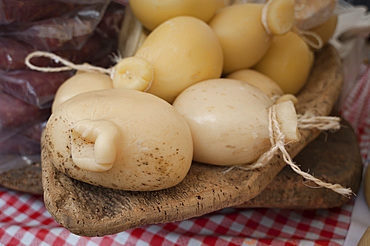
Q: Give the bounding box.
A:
[0,0,125,175]
[0,0,79,25]
[0,121,44,156]
[3,3,109,51]
[0,119,43,177]
[0,90,49,131]
[0,34,117,71]
[0,90,47,173]
[0,70,74,108]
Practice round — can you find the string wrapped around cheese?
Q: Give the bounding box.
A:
[173,78,352,197]
[307,15,338,47]
[26,16,223,104]
[45,88,193,191]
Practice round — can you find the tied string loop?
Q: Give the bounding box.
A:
[293,26,324,50]
[224,106,353,198]
[25,51,113,75]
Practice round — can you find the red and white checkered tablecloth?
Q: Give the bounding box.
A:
[0,65,369,245]
[0,186,355,246]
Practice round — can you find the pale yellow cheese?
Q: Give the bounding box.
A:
[266,0,295,35]
[46,88,193,191]
[135,16,223,103]
[227,68,284,98]
[209,0,295,75]
[52,72,113,113]
[254,31,314,94]
[112,56,154,91]
[209,4,271,74]
[173,78,300,166]
[130,0,220,31]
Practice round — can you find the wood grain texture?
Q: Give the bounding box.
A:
[0,162,43,194]
[40,45,344,237]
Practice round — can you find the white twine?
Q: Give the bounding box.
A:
[297,113,341,131]
[293,26,324,50]
[25,51,113,75]
[224,106,353,198]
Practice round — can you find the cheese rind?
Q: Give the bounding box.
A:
[209,4,271,74]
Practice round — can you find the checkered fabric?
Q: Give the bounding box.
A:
[0,65,368,246]
[0,187,354,246]
[340,64,370,165]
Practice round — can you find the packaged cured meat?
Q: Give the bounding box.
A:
[0,70,74,108]
[0,0,124,174]
[0,0,78,25]
[0,34,117,71]
[0,90,50,131]
[0,121,44,155]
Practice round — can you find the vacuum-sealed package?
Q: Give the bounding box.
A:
[0,0,80,25]
[0,70,74,108]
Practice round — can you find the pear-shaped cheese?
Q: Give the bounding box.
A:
[45,88,193,191]
[135,16,223,103]
[173,78,300,166]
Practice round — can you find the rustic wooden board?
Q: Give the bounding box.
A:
[0,162,43,195]
[41,45,346,237]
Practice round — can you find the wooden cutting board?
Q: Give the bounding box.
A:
[0,162,43,195]
[40,45,349,237]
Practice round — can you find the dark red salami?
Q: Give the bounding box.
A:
[0,70,74,108]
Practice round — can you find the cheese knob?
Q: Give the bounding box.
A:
[275,94,298,105]
[265,0,295,35]
[112,56,153,91]
[71,119,120,172]
[275,100,300,142]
